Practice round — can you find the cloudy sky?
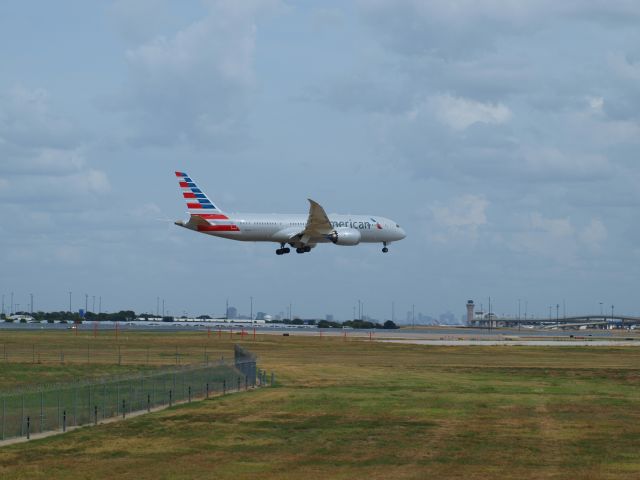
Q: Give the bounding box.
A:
[1,0,639,321]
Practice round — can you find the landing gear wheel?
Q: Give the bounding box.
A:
[303,246,311,253]
[276,243,290,255]
[296,248,305,254]
[382,247,389,253]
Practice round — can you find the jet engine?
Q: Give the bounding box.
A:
[328,228,361,246]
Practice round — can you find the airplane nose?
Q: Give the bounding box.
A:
[398,228,406,240]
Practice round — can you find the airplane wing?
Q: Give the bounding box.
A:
[299,199,333,244]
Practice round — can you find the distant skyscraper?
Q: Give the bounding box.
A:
[325,314,334,321]
[226,306,238,318]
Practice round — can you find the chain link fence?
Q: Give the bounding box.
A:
[0,342,236,366]
[0,345,273,442]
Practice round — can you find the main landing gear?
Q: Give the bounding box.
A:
[296,246,311,254]
[276,243,291,255]
[382,242,389,253]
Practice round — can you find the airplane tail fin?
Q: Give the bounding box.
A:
[175,171,226,216]
[174,172,239,232]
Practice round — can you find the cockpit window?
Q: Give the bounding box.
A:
[396,224,400,228]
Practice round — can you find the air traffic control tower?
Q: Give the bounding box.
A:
[466,300,475,326]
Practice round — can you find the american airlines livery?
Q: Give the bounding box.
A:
[173,172,406,255]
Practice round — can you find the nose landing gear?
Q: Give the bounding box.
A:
[382,242,389,253]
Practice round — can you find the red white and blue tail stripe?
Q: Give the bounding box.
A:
[175,172,239,232]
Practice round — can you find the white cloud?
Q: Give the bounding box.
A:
[530,213,574,238]
[509,213,608,264]
[580,218,607,251]
[426,194,489,243]
[432,94,511,130]
[111,0,283,147]
[431,194,488,228]
[521,148,612,181]
[0,86,109,205]
[360,1,640,59]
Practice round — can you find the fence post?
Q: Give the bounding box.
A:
[223,379,226,395]
[188,386,191,403]
[122,399,126,419]
[147,394,150,413]
[40,390,44,433]
[26,416,30,439]
[63,410,66,432]
[206,383,209,399]
[271,372,274,386]
[245,375,248,391]
[94,405,98,426]
[169,389,172,407]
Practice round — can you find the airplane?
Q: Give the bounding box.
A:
[173,171,406,255]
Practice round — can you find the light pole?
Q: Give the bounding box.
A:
[556,304,559,328]
[99,296,102,315]
[85,293,88,313]
[392,301,395,322]
[68,291,72,313]
[250,296,253,321]
[412,304,415,329]
[11,292,14,315]
[599,302,603,317]
[489,297,491,330]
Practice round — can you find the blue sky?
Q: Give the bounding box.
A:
[1,1,639,321]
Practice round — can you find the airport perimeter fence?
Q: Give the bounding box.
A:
[0,345,273,442]
[0,342,239,366]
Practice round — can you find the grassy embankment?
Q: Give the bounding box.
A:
[0,330,639,479]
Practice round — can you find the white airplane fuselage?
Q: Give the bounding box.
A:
[193,213,405,244]
[173,171,406,254]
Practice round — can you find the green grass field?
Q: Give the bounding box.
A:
[0,330,639,479]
